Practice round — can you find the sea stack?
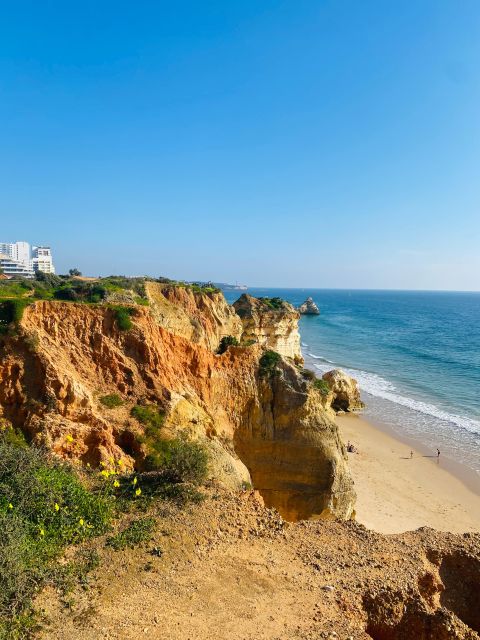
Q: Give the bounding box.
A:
[298,296,320,315]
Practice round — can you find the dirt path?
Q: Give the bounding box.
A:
[37,490,480,640]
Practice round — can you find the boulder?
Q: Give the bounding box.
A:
[298,297,320,315]
[322,369,364,412]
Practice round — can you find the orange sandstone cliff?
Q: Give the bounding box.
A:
[0,288,355,521]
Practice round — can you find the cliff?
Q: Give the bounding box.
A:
[0,292,354,521]
[145,281,243,351]
[233,294,303,362]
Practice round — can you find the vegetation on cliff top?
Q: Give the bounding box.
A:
[258,296,286,310]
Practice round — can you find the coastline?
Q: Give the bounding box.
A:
[336,413,480,534]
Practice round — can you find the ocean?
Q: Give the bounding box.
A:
[223,288,480,477]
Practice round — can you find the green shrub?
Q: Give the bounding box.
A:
[113,306,135,331]
[106,517,155,551]
[99,394,123,409]
[0,434,113,635]
[217,335,239,354]
[259,350,281,377]
[0,299,31,334]
[313,378,330,396]
[259,296,284,310]
[130,404,164,433]
[143,435,209,485]
[302,369,316,381]
[54,287,78,301]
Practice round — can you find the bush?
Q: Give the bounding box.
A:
[143,435,209,485]
[0,299,31,334]
[113,306,135,331]
[35,272,62,288]
[313,378,330,396]
[0,433,113,635]
[130,404,164,433]
[106,517,155,551]
[217,335,239,354]
[54,287,78,301]
[99,394,123,409]
[259,350,281,377]
[302,369,316,381]
[259,296,284,310]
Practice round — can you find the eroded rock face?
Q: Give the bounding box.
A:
[322,369,365,412]
[145,281,243,352]
[298,296,320,315]
[234,359,355,521]
[233,294,303,362]
[0,296,354,521]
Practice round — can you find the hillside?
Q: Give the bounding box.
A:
[0,276,479,639]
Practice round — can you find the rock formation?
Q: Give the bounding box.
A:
[233,294,303,362]
[298,296,320,315]
[322,368,365,412]
[0,290,355,521]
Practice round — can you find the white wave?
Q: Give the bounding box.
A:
[301,342,308,347]
[311,363,480,436]
[307,352,334,363]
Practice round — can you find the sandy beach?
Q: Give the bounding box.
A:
[336,413,480,534]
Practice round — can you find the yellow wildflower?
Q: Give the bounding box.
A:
[65,435,74,443]
[54,503,60,512]
[8,503,13,510]
[109,457,114,464]
[39,528,45,536]
[100,470,110,478]
[79,518,84,526]
[113,480,120,488]
[135,488,142,497]
[132,477,138,486]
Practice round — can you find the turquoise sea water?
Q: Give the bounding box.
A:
[224,289,480,476]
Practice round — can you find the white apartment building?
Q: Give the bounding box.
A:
[0,241,55,277]
[32,246,55,274]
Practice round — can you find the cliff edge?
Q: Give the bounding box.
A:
[0,288,355,521]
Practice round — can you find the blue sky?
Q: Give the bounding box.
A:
[1,1,479,289]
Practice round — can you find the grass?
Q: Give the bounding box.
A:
[313,378,330,396]
[99,394,123,409]
[130,404,165,431]
[106,517,155,551]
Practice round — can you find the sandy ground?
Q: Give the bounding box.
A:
[337,414,480,534]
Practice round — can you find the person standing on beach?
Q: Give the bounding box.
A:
[436,448,441,460]
[410,450,413,459]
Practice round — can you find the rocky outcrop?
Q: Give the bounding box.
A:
[298,296,320,315]
[233,294,303,362]
[322,368,364,412]
[0,295,354,521]
[145,281,243,351]
[235,358,355,521]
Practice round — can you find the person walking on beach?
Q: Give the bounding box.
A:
[436,448,441,463]
[410,450,413,459]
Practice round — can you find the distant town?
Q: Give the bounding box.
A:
[0,241,55,278]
